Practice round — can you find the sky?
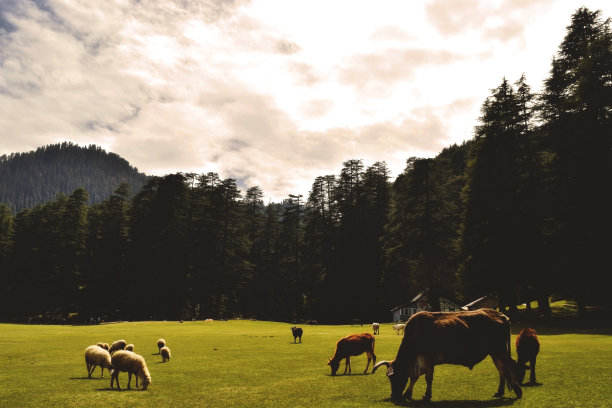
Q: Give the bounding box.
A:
[1,0,610,201]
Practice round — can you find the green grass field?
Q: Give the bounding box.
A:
[1,320,611,407]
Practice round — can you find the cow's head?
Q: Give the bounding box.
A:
[327,358,340,375]
[373,360,409,400]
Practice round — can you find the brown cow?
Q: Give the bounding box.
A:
[516,328,540,384]
[373,309,522,401]
[327,333,376,375]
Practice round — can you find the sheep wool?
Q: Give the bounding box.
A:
[160,346,171,362]
[85,345,114,379]
[157,338,165,353]
[125,344,134,352]
[108,339,127,355]
[110,350,151,390]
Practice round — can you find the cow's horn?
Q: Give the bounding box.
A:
[372,360,390,373]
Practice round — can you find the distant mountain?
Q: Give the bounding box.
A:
[0,142,150,213]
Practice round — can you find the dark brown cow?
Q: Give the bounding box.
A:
[516,328,540,384]
[327,333,376,375]
[373,309,522,401]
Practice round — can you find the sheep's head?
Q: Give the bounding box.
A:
[141,377,151,390]
[327,358,340,375]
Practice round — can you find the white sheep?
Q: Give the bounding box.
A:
[157,338,166,354]
[110,350,151,390]
[160,346,171,362]
[96,342,109,351]
[108,339,127,355]
[125,344,134,352]
[85,345,114,379]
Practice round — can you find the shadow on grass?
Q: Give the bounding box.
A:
[69,377,92,380]
[384,396,519,407]
[521,382,543,387]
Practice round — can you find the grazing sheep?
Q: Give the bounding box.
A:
[372,323,380,335]
[108,339,127,355]
[160,346,171,362]
[125,344,134,352]
[96,342,109,351]
[110,350,151,390]
[85,345,114,379]
[290,326,303,343]
[157,338,166,354]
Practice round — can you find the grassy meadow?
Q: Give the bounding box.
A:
[1,320,611,407]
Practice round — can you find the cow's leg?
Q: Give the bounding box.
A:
[364,352,372,373]
[404,376,419,400]
[492,357,506,397]
[530,357,537,383]
[343,357,350,375]
[423,361,434,401]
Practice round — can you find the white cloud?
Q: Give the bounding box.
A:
[1,0,611,201]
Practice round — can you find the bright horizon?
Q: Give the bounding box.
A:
[1,0,610,201]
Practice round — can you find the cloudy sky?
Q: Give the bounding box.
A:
[1,0,610,200]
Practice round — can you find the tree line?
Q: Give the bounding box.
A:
[0,7,609,322]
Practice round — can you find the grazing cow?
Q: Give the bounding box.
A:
[392,323,405,335]
[327,333,376,375]
[291,326,303,343]
[306,320,318,326]
[373,309,522,401]
[352,318,362,327]
[516,328,540,384]
[372,323,380,335]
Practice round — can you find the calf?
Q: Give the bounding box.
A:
[291,326,303,343]
[393,323,405,335]
[372,322,380,335]
[516,328,540,384]
[327,333,376,375]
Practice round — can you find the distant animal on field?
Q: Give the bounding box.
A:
[160,346,171,362]
[306,320,318,326]
[373,309,522,401]
[291,326,303,343]
[516,328,540,384]
[372,323,380,335]
[327,333,376,375]
[157,339,165,354]
[392,323,405,335]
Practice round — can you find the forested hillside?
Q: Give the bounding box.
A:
[0,142,149,212]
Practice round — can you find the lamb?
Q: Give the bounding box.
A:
[125,344,134,352]
[160,346,171,362]
[110,350,151,390]
[85,345,114,379]
[108,339,127,355]
[96,342,109,351]
[157,338,166,354]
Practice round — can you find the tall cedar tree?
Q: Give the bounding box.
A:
[539,8,612,314]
